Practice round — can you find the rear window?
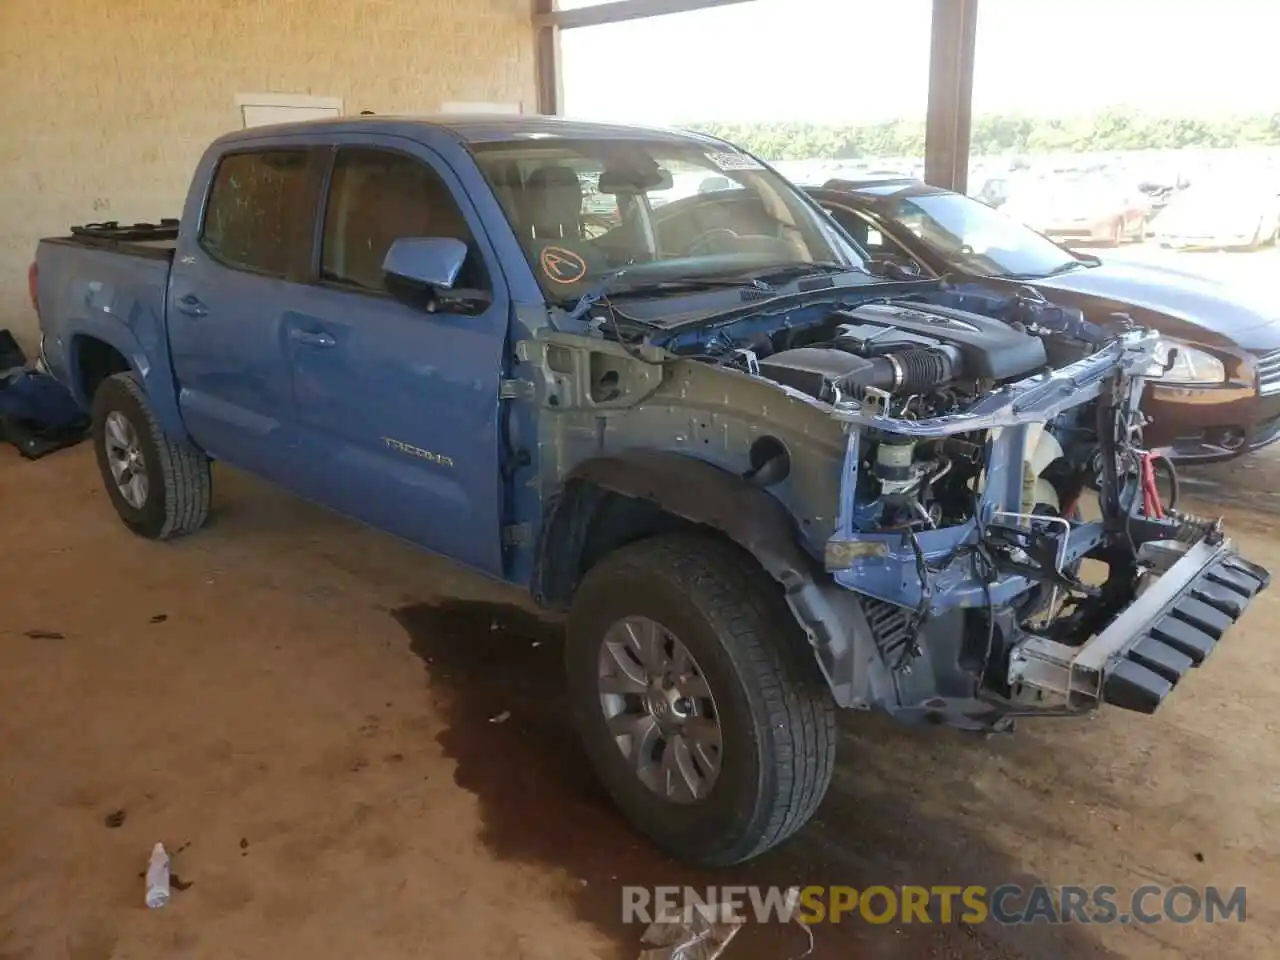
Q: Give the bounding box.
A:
[200,150,308,276]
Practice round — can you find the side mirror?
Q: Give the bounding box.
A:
[382,237,467,289]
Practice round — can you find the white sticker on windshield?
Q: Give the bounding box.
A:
[705,151,764,172]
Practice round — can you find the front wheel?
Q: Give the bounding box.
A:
[565,533,836,866]
[91,373,211,539]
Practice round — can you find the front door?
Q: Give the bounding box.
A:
[285,143,508,576]
[167,146,312,485]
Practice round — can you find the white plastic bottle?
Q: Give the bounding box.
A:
[145,842,171,909]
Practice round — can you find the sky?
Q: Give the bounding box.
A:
[559,0,1280,125]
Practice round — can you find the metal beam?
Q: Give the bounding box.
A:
[534,0,563,114]
[535,0,753,31]
[924,0,980,194]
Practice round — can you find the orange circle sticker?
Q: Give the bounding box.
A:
[539,245,588,285]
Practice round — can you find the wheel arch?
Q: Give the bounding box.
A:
[532,450,876,709]
[68,330,189,443]
[533,451,817,605]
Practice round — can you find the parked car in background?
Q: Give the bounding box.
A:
[1155,183,1280,250]
[1002,175,1150,246]
[806,177,1280,462]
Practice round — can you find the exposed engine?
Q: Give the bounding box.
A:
[744,301,1068,533]
[686,296,1212,730]
[756,301,1048,407]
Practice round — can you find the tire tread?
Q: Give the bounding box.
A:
[99,373,210,539]
[580,533,836,864]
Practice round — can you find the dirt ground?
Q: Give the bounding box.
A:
[3,444,1280,960]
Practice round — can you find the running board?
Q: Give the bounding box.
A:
[1008,538,1270,714]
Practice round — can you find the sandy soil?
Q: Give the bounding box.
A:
[2,444,1279,960]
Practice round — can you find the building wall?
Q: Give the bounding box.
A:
[0,0,537,351]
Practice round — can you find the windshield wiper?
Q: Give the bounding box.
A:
[1005,260,1089,280]
[562,270,773,324]
[733,261,866,283]
[613,277,775,295]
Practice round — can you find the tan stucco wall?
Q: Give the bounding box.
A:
[0,0,537,351]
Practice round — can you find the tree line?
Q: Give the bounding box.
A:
[685,109,1280,161]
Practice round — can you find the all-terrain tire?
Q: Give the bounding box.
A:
[565,533,836,866]
[91,372,211,540]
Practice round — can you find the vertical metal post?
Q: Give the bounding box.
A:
[534,0,563,115]
[924,0,979,193]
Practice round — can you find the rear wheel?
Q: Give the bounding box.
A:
[91,373,211,539]
[565,533,836,866]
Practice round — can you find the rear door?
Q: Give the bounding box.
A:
[284,140,509,576]
[168,145,317,486]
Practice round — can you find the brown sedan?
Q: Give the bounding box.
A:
[806,177,1280,463]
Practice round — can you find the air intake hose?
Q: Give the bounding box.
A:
[832,346,960,398]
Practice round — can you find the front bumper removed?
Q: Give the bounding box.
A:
[1009,538,1270,714]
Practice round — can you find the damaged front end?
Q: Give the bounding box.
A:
[813,324,1269,731]
[543,281,1269,734]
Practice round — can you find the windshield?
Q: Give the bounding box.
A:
[472,138,862,299]
[879,192,1079,278]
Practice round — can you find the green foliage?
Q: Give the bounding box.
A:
[683,110,1280,160]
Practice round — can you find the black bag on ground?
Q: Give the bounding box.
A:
[0,368,90,460]
[0,329,25,372]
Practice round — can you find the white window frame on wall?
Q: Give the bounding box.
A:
[235,93,344,128]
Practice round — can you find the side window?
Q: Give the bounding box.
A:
[200,151,308,276]
[828,205,920,265]
[320,148,488,294]
[827,205,874,250]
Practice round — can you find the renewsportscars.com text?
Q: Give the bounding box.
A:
[622,884,1247,926]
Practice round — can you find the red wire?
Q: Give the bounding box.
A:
[1140,452,1165,519]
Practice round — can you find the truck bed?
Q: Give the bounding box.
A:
[34,221,178,399]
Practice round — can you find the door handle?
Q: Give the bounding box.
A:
[289,328,336,348]
[175,293,207,318]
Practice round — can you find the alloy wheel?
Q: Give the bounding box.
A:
[596,616,723,804]
[103,411,148,509]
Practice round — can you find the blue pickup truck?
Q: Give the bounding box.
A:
[31,116,1268,866]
